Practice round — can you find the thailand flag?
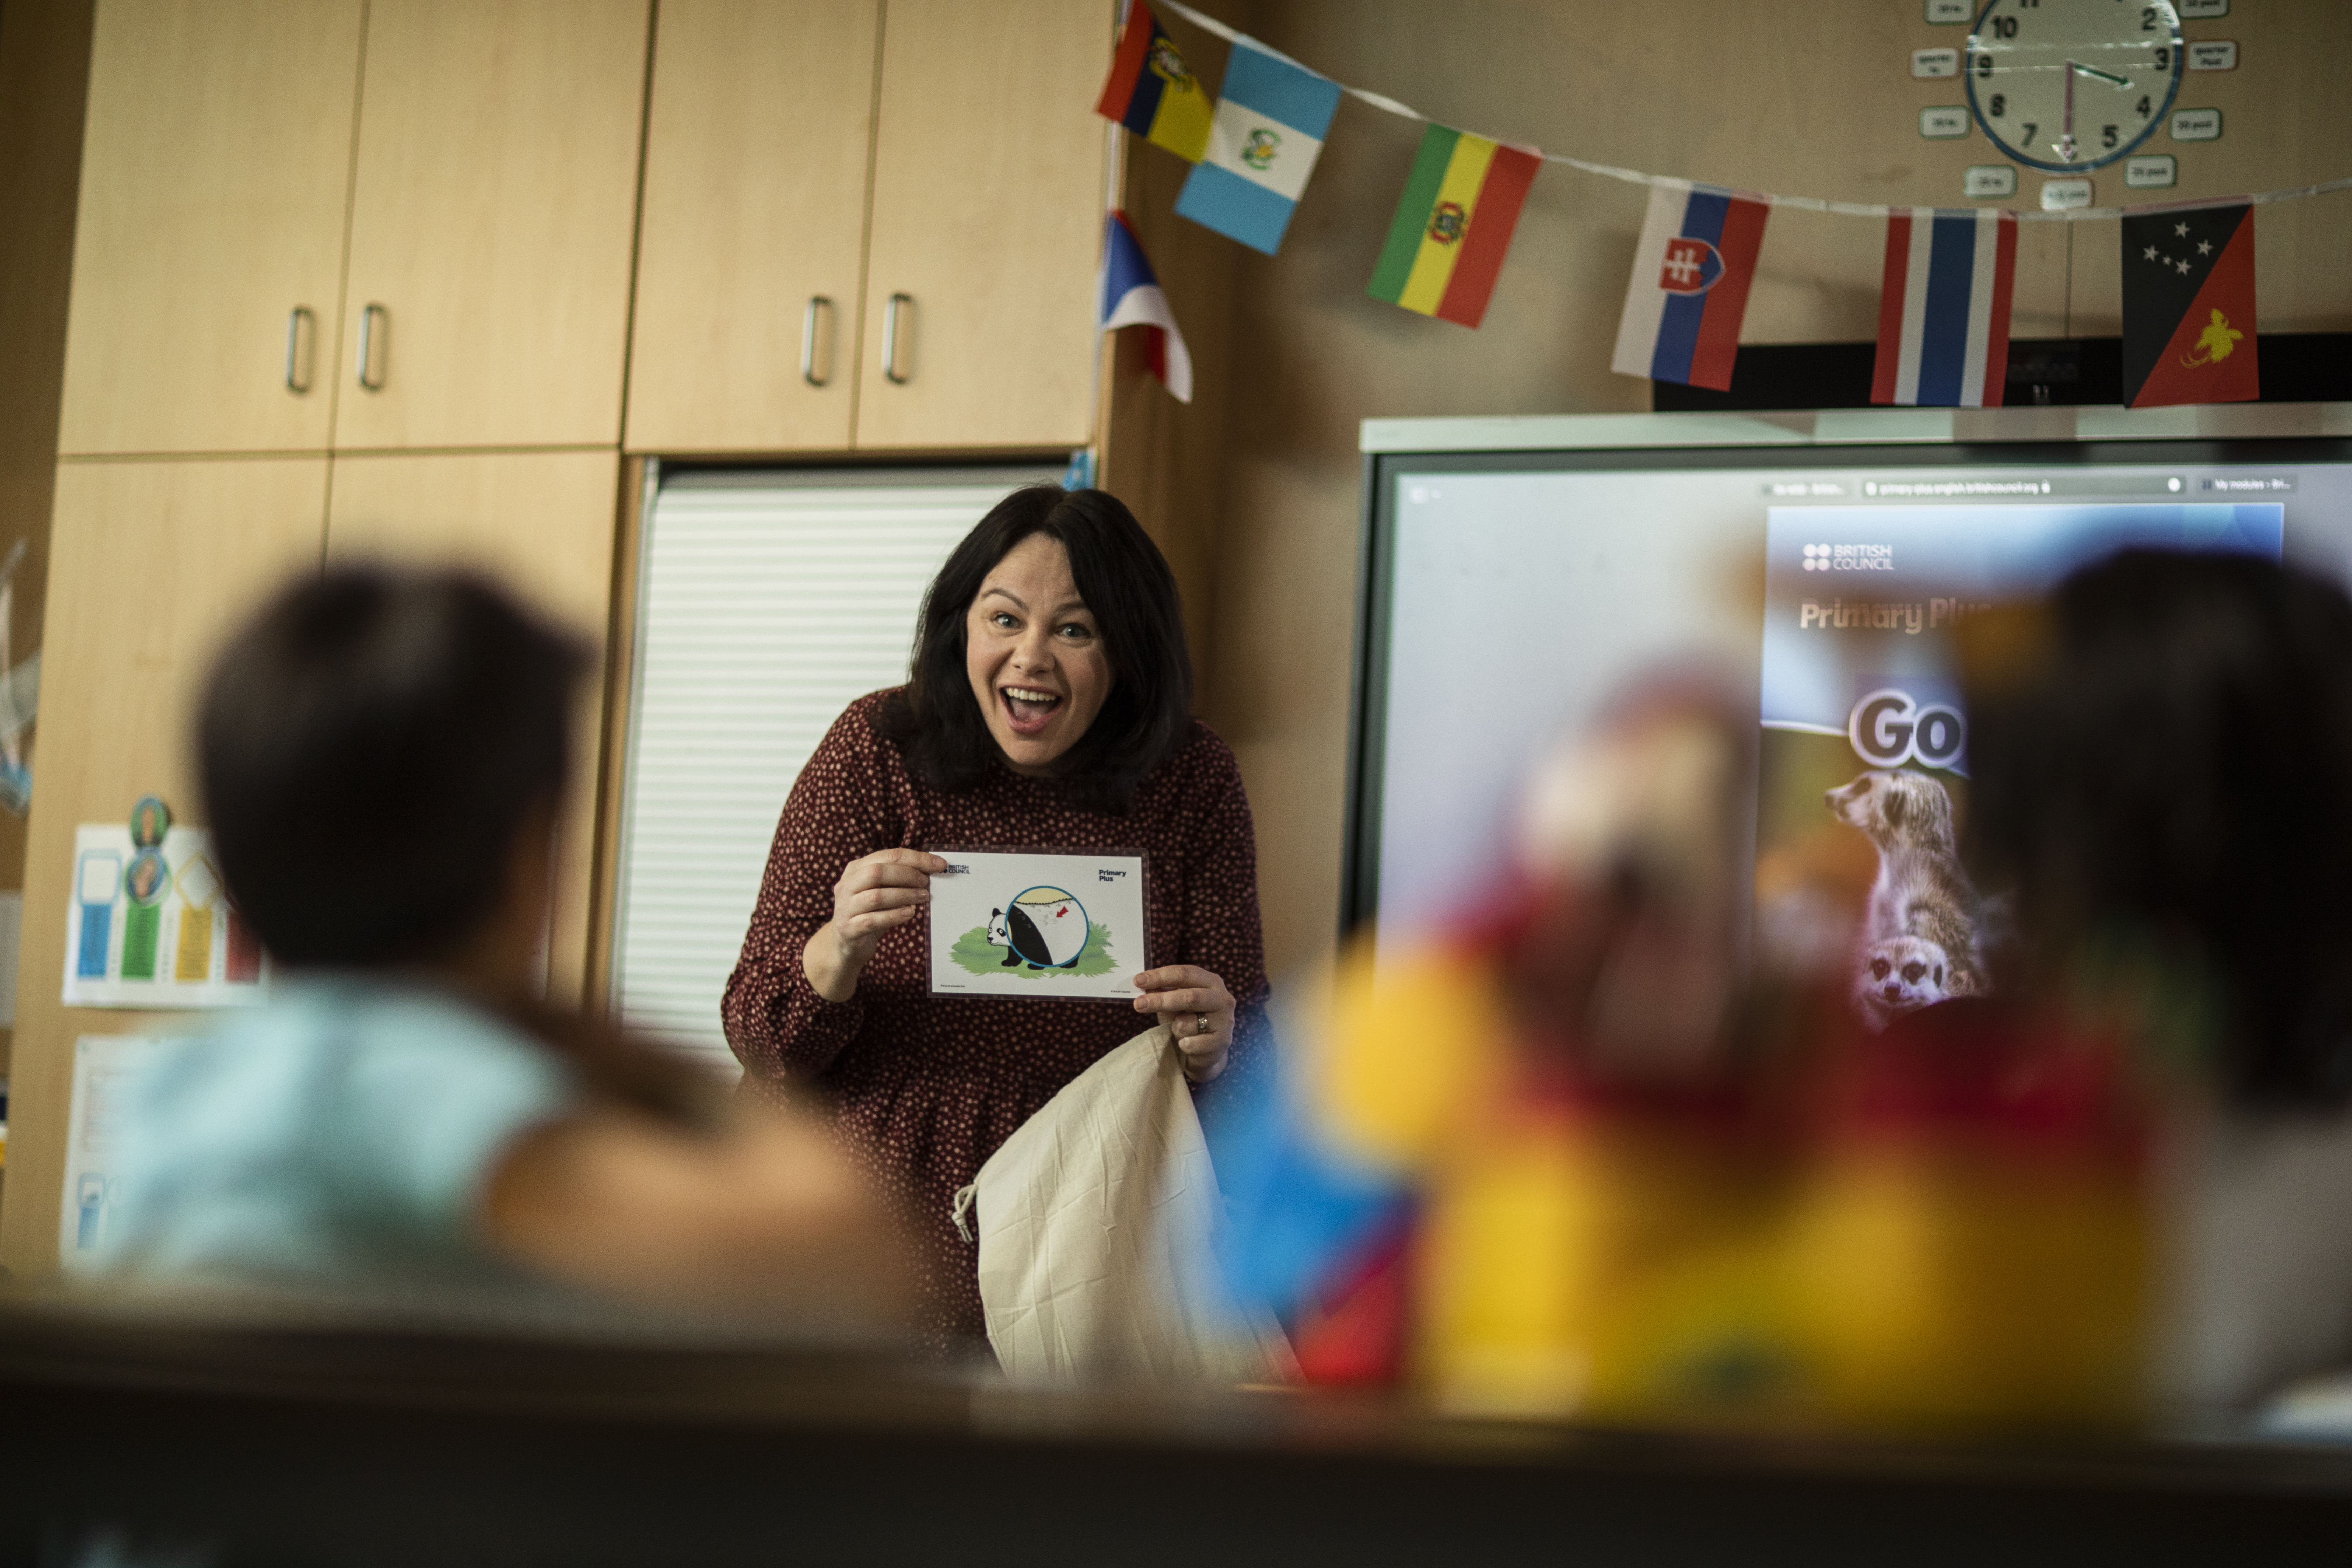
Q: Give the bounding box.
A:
[1872,208,2017,407]
[1100,211,1192,402]
[1610,182,1769,392]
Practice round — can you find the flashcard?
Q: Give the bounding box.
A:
[927,849,1146,1001]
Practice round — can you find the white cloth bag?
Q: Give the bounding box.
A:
[954,1025,1294,1387]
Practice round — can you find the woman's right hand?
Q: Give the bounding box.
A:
[802,849,948,1002]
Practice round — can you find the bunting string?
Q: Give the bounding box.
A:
[1153,0,2352,222]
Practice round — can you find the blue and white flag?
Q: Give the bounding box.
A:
[1173,38,1341,256]
[1100,211,1192,402]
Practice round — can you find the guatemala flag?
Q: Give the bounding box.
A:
[1610,182,1770,392]
[1100,211,1193,402]
[1872,208,2018,408]
[1173,38,1342,256]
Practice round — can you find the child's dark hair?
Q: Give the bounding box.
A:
[200,565,587,967]
[1962,548,2352,1109]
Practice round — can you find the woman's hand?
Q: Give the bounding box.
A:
[803,849,948,1002]
[1133,964,1235,1083]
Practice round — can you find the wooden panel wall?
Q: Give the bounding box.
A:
[1170,0,2352,981]
[0,1,95,1082]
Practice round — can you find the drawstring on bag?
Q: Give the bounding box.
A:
[951,1183,978,1244]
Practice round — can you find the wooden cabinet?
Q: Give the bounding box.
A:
[626,0,1110,455]
[0,457,328,1273]
[324,451,622,1006]
[625,0,881,454]
[854,0,1109,451]
[333,0,650,451]
[55,1,364,456]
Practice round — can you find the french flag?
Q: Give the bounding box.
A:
[1872,208,2017,408]
[1099,211,1192,403]
[1610,182,1769,392]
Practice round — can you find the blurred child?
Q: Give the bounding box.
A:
[102,567,906,1323]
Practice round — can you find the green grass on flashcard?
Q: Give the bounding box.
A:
[948,921,1117,980]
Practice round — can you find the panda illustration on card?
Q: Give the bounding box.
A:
[987,885,1090,969]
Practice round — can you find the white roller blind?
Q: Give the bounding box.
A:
[612,466,1062,1070]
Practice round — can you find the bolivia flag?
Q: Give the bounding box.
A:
[2121,202,2258,408]
[1366,125,1541,329]
[1095,0,1212,162]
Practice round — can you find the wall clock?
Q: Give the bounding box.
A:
[1966,0,2185,172]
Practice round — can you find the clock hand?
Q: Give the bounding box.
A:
[2073,61,2132,89]
[2057,57,2077,161]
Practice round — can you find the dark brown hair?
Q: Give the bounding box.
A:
[1962,548,2352,1108]
[876,486,1193,814]
[200,565,716,1125]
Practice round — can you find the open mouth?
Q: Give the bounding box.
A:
[1000,685,1064,736]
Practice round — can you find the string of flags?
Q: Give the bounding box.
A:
[1096,0,2342,410]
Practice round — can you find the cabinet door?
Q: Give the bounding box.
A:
[56,1,363,456]
[324,451,620,1007]
[854,0,1109,451]
[625,0,880,454]
[332,0,649,450]
[0,457,328,1274]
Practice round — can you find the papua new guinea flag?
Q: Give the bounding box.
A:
[2122,202,2258,408]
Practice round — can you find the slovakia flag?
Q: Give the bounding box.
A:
[1610,182,1769,392]
[1872,208,2017,407]
[1100,211,1193,403]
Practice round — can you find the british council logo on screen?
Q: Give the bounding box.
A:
[1802,543,1893,573]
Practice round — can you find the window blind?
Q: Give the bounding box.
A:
[611,465,1063,1071]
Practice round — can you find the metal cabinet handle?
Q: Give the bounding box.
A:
[802,295,834,387]
[285,306,315,393]
[357,302,388,391]
[881,292,912,384]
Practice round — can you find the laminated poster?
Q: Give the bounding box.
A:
[928,848,1146,1001]
[62,798,268,1009]
[1753,499,2282,1034]
[61,1032,187,1269]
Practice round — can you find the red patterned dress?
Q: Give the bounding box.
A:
[722,690,1272,1352]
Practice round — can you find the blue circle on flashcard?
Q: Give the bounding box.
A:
[1004,885,1090,968]
[124,847,170,907]
[129,794,172,849]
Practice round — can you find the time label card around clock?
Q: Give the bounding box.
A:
[1912,48,1960,79]
[1920,106,1970,139]
[2171,108,2222,141]
[1967,0,2183,174]
[1925,0,1970,20]
[1964,165,2019,198]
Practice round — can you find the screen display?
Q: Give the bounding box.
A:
[1352,442,2352,988]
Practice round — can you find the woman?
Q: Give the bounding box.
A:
[724,486,1270,1353]
[106,567,905,1323]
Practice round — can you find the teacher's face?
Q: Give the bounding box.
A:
[965,533,1113,773]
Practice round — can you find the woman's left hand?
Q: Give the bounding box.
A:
[1133,965,1234,1083]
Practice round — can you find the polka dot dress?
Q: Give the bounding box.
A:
[722,690,1272,1355]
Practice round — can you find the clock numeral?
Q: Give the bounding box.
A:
[2136,94,2151,116]
[1975,51,1994,78]
[2142,5,2161,30]
[2153,47,2169,70]
[2021,121,2038,145]
[2102,123,2119,149]
[1988,92,2005,117]
[1988,14,2019,38]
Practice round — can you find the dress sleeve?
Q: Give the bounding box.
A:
[1175,743,1275,1099]
[722,702,899,1084]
